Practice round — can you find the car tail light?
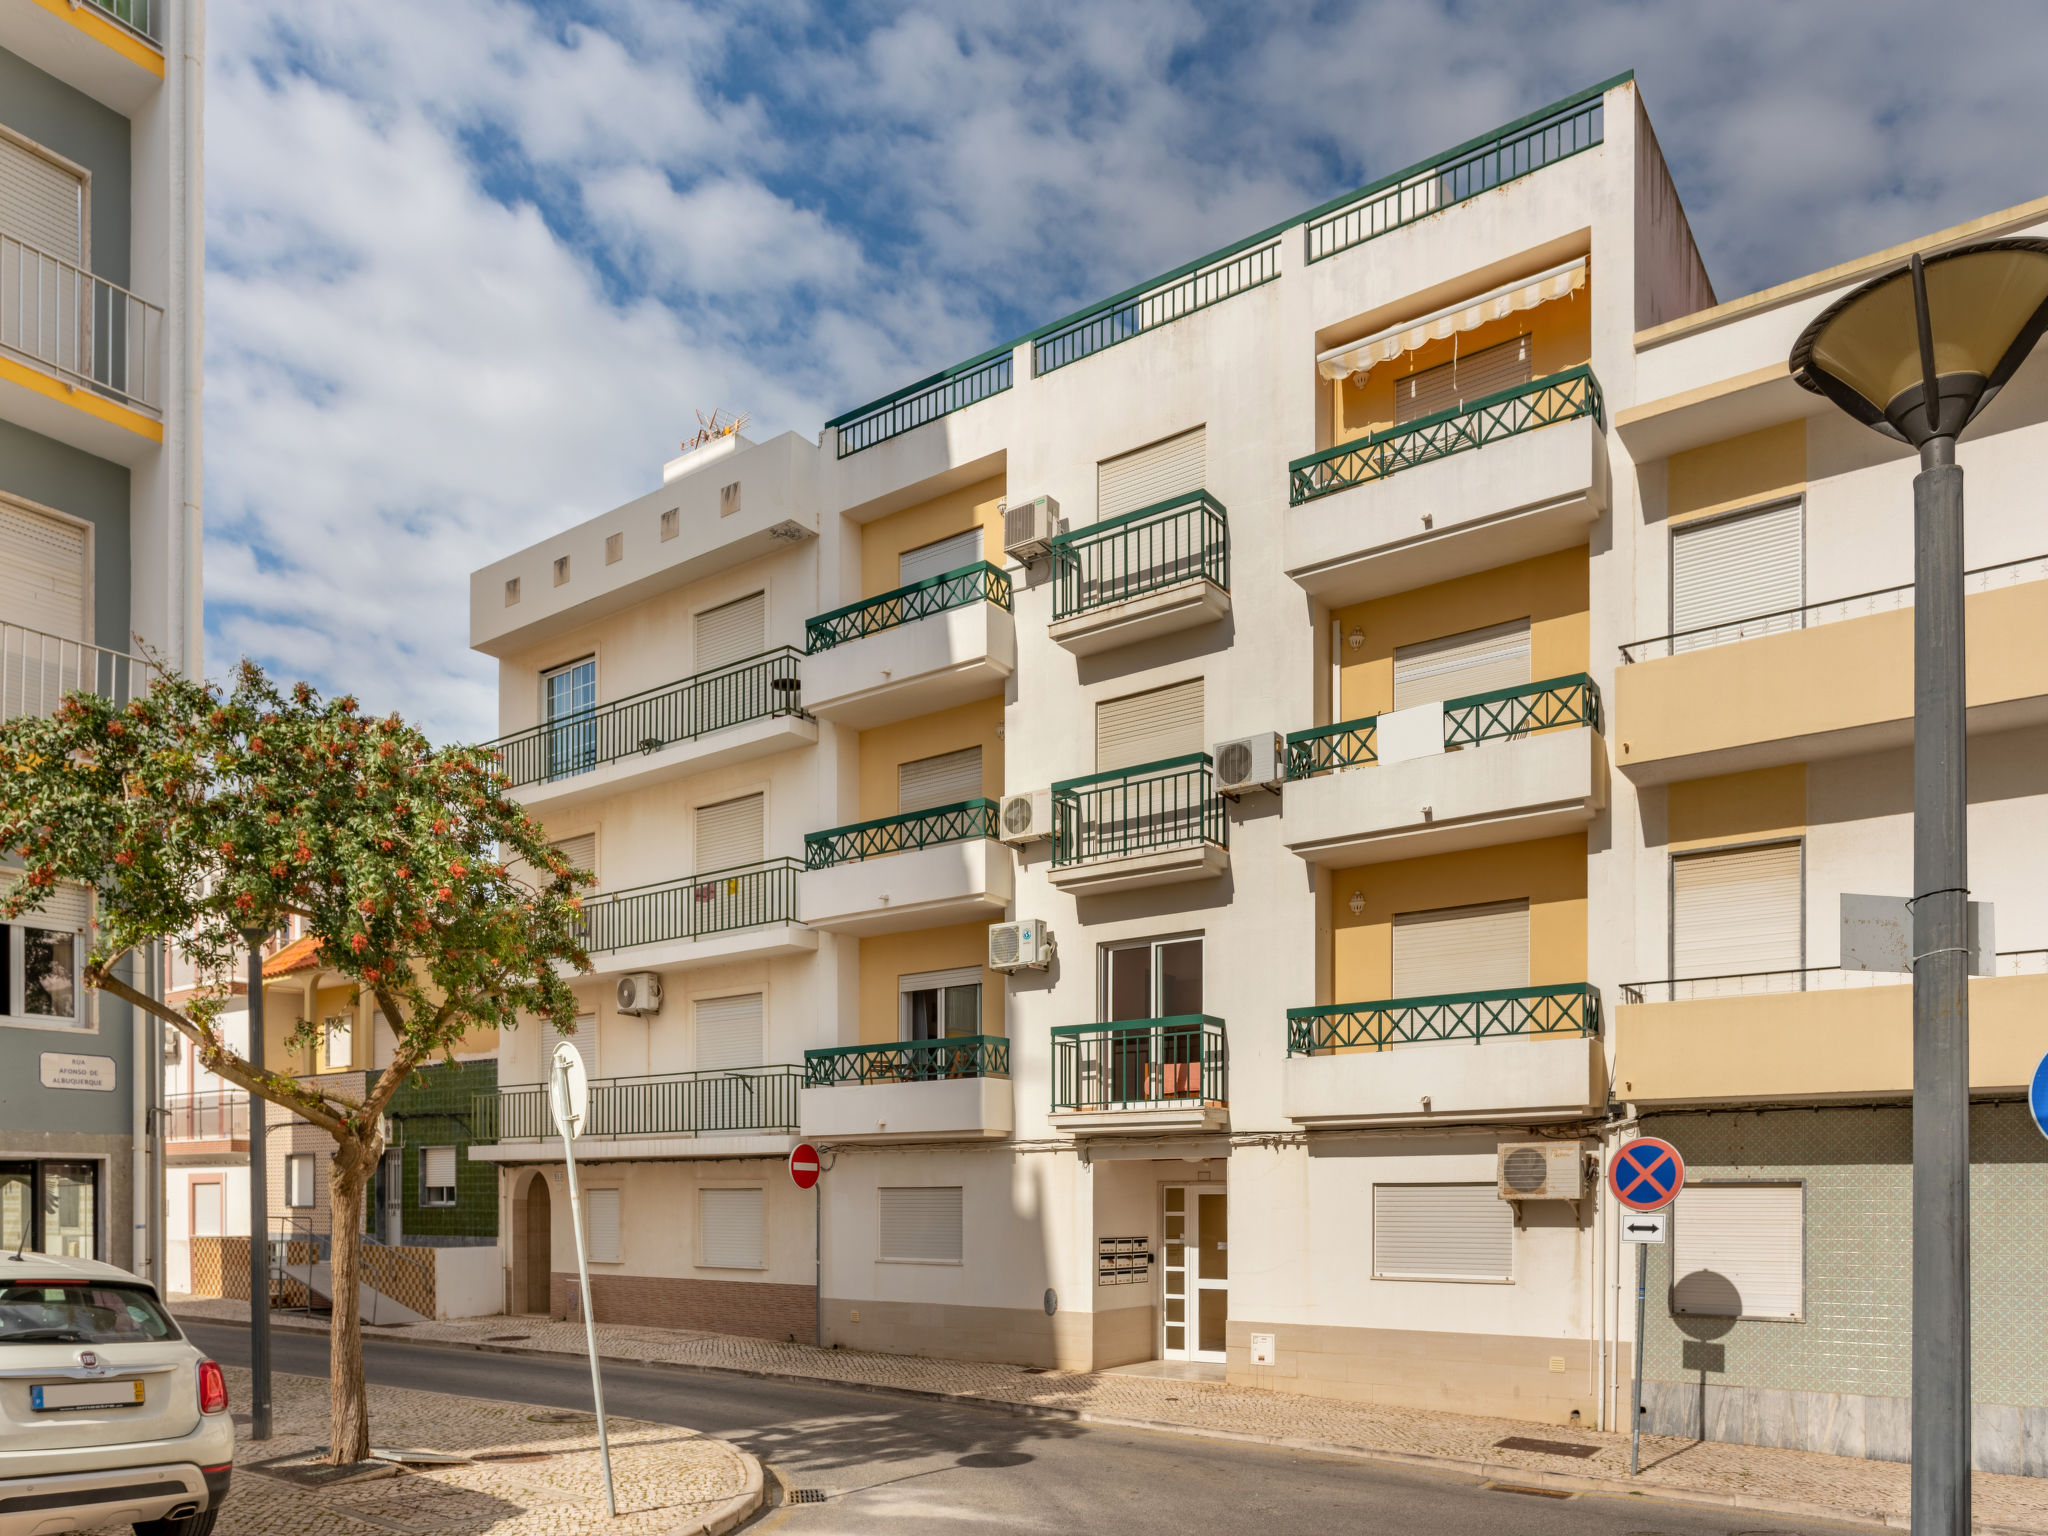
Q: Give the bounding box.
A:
[197,1359,229,1415]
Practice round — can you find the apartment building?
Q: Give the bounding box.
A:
[161,931,251,1297]
[0,0,202,1280]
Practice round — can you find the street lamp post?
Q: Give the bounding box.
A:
[1790,239,2048,1536]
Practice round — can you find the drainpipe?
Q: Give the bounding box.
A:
[173,0,206,675]
[151,943,167,1292]
[131,947,149,1277]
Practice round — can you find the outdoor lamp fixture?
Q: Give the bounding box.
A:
[1789,237,2048,1536]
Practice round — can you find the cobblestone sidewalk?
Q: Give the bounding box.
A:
[71,1361,758,1536]
[174,1295,2048,1532]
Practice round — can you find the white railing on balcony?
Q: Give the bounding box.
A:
[83,0,163,44]
[0,233,165,417]
[1,623,152,720]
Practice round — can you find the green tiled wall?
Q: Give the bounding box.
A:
[379,1061,499,1241]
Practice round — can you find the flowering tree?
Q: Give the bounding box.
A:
[0,660,589,1463]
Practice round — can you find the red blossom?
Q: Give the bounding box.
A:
[350,932,367,953]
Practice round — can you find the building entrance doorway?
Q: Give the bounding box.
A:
[1162,1184,1225,1362]
[518,1175,552,1315]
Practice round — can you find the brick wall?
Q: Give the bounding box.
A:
[550,1272,816,1342]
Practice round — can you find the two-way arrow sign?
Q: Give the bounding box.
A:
[1620,1211,1668,1244]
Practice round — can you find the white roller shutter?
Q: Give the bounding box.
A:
[0,502,89,642]
[1098,427,1205,521]
[0,135,84,264]
[6,878,90,933]
[1393,900,1529,998]
[694,592,765,671]
[423,1146,457,1190]
[1096,679,1204,771]
[695,992,763,1072]
[1393,336,1531,425]
[550,833,597,889]
[898,746,983,812]
[586,1188,622,1263]
[1393,620,1531,710]
[1673,1183,1804,1320]
[879,1186,964,1263]
[695,793,764,873]
[558,1013,598,1083]
[1372,1184,1513,1280]
[898,528,985,585]
[1671,500,1804,648]
[1672,842,1802,980]
[699,1187,764,1269]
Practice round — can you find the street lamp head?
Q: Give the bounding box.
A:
[1790,238,2048,449]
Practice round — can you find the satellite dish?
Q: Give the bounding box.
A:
[550,1041,588,1140]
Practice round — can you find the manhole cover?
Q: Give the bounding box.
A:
[474,1451,554,1464]
[526,1411,594,1425]
[1495,1435,1600,1459]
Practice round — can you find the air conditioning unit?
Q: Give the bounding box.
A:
[998,789,1052,844]
[1496,1141,1587,1202]
[989,920,1055,972]
[615,972,664,1017]
[1213,733,1286,794]
[1003,496,1060,561]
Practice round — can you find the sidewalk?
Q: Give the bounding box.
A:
[79,1359,761,1536]
[173,1295,2048,1533]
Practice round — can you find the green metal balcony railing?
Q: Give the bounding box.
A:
[1304,77,1613,263]
[1286,675,1601,779]
[488,648,804,788]
[827,349,1013,458]
[805,799,999,869]
[1051,754,1226,866]
[1051,1017,1227,1111]
[1287,983,1600,1054]
[804,1035,1011,1087]
[1289,366,1603,505]
[1049,492,1229,622]
[1033,242,1281,376]
[805,562,1011,653]
[576,857,801,952]
[476,1064,802,1140]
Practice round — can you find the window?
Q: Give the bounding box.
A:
[699,1188,765,1269]
[191,1180,223,1238]
[542,658,597,779]
[604,532,623,564]
[1673,1183,1804,1320]
[1098,427,1205,521]
[284,1154,316,1209]
[1392,900,1530,999]
[694,794,764,874]
[879,1187,963,1264]
[586,1188,621,1263]
[898,747,982,813]
[0,130,87,266]
[900,967,982,1042]
[550,832,598,890]
[1372,1184,1513,1281]
[420,1146,458,1207]
[559,1013,598,1084]
[898,528,985,586]
[695,993,763,1072]
[1392,336,1531,426]
[1672,842,1803,982]
[694,592,765,671]
[504,576,521,606]
[1096,678,1204,772]
[0,880,89,1024]
[0,1162,97,1260]
[1670,499,1804,650]
[0,498,89,648]
[321,1015,352,1071]
[1391,620,1531,711]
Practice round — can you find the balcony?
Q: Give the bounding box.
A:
[1614,555,2048,783]
[1,624,149,720]
[1049,1017,1228,1134]
[1046,492,1231,655]
[487,648,814,813]
[468,1064,803,1163]
[800,800,1013,935]
[1282,984,1604,1126]
[1281,675,1605,866]
[165,1091,250,1160]
[1283,369,1608,607]
[798,1036,1013,1141]
[0,233,165,456]
[1614,954,2048,1107]
[1048,755,1228,897]
[802,563,1016,729]
[573,857,815,978]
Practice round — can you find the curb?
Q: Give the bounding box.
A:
[663,1442,764,1536]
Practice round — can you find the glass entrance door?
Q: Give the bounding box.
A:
[1162,1184,1226,1362]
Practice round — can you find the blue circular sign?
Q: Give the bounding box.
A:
[1609,1136,1685,1212]
[2031,1051,2048,1143]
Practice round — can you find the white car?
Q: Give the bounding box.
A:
[0,1252,233,1536]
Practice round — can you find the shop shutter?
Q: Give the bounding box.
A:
[0,135,84,264]
[586,1188,621,1263]
[695,793,763,873]
[898,747,983,813]
[879,1186,964,1263]
[1392,899,1530,998]
[700,1187,765,1268]
[898,528,985,586]
[1098,427,1205,521]
[1096,678,1204,772]
[1673,1183,1804,1320]
[695,992,763,1072]
[1671,501,1804,648]
[0,502,89,643]
[550,833,597,889]
[694,591,765,671]
[1393,336,1531,425]
[1392,620,1531,710]
[1672,842,1803,981]
[1372,1184,1513,1280]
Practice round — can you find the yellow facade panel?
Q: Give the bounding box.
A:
[859,474,1006,599]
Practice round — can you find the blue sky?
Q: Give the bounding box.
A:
[199,0,2048,742]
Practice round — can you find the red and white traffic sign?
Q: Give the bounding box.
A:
[788,1142,822,1191]
[1609,1136,1685,1211]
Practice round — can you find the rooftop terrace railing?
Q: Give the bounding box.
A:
[1050,492,1229,622]
[1051,1016,1227,1111]
[1285,675,1601,779]
[1289,366,1602,505]
[1621,951,2048,1005]
[827,350,1013,458]
[1287,983,1600,1054]
[1,233,164,416]
[805,562,1011,654]
[577,857,802,953]
[1033,241,1281,377]
[0,622,151,720]
[804,1034,1010,1087]
[477,1064,802,1140]
[1052,754,1226,867]
[804,798,999,870]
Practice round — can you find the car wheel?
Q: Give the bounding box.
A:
[133,1510,220,1536]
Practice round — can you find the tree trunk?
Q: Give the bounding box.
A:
[326,1134,377,1464]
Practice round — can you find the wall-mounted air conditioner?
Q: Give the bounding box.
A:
[1496,1141,1587,1202]
[1213,733,1286,794]
[998,790,1052,845]
[989,920,1055,972]
[1003,496,1060,561]
[615,972,664,1017]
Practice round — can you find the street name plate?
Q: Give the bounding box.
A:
[39,1053,116,1091]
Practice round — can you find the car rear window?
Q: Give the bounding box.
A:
[0,1282,181,1345]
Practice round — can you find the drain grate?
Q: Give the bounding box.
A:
[787,1489,829,1504]
[1495,1435,1600,1459]
[1488,1482,1574,1499]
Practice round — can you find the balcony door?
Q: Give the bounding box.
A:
[1086,681,1206,859]
[542,657,597,779]
[899,528,985,586]
[1671,841,1803,992]
[1104,936,1202,1102]
[1162,1184,1226,1363]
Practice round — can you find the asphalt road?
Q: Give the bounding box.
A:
[186,1321,1861,1536]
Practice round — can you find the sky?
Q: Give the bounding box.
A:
[200,0,2048,743]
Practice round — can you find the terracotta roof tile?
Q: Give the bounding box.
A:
[261,934,321,977]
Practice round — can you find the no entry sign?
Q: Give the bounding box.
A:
[789,1142,822,1191]
[1609,1136,1685,1212]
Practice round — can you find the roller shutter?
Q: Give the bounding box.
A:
[0,135,84,264]
[1672,842,1802,980]
[1098,427,1205,520]
[1392,620,1531,710]
[695,992,763,1072]
[6,877,90,933]
[422,1146,457,1190]
[699,1187,764,1268]
[1392,336,1531,425]
[549,833,597,889]
[694,592,765,671]
[0,502,89,643]
[898,528,985,586]
[1372,1184,1513,1280]
[1671,501,1804,649]
[558,1012,598,1082]
[1096,678,1204,772]
[1673,1183,1804,1320]
[879,1186,964,1263]
[586,1188,621,1263]
[898,746,982,812]
[1392,899,1530,998]
[695,793,763,873]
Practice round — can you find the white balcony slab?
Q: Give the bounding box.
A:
[1285,415,1607,606]
[0,1,163,113]
[511,712,817,816]
[800,1076,1013,1141]
[473,1132,800,1163]
[572,922,817,983]
[1049,1104,1230,1136]
[800,839,1013,936]
[1047,842,1228,897]
[1282,1033,1605,1127]
[803,603,1015,730]
[1047,578,1230,656]
[1282,726,1605,867]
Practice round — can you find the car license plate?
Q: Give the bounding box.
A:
[30,1380,144,1412]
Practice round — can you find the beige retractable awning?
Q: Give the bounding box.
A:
[1318,258,1587,383]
